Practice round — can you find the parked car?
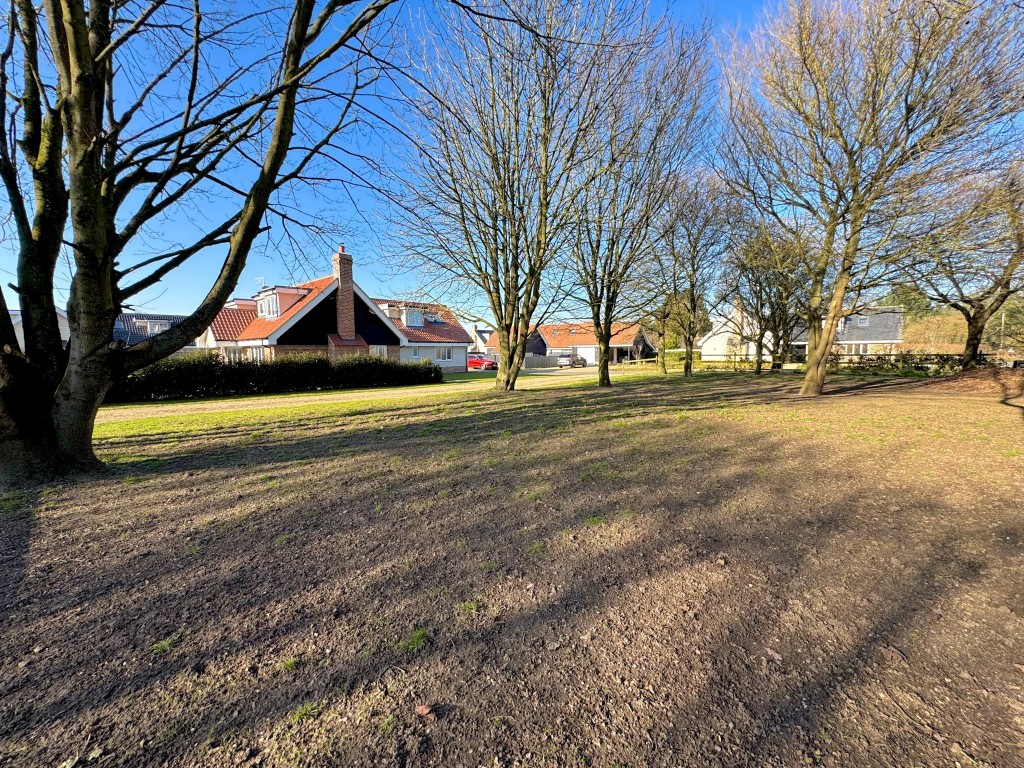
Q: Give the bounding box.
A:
[557,353,587,368]
[468,353,497,370]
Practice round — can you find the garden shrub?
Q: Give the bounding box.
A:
[106,353,443,403]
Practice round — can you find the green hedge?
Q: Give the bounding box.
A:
[826,352,963,376]
[106,353,443,403]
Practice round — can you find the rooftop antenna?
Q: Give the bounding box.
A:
[255,277,265,290]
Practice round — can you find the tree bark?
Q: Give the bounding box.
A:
[960,311,991,369]
[683,336,695,378]
[656,322,667,375]
[597,335,612,387]
[754,334,765,375]
[0,349,66,486]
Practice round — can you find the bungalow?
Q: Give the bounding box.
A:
[115,312,197,352]
[485,321,654,365]
[698,306,905,362]
[6,308,197,353]
[196,245,472,371]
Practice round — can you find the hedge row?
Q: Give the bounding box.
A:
[105,353,443,403]
[826,352,964,375]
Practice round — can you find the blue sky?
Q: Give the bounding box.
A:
[0,0,767,319]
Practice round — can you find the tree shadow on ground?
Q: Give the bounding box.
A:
[0,489,35,630]
[2,374,1021,767]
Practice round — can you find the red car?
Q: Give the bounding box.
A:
[468,353,497,370]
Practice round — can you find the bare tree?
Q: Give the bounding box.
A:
[720,0,1024,395]
[648,174,733,377]
[726,223,808,373]
[392,0,633,392]
[0,0,416,483]
[568,20,713,387]
[902,170,1024,367]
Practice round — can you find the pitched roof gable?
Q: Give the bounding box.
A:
[235,277,335,341]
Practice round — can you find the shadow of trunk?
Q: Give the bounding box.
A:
[0,489,37,632]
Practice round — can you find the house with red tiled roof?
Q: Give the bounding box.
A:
[484,322,653,365]
[195,245,472,370]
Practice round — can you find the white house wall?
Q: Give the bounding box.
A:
[699,323,774,362]
[399,345,469,368]
[10,314,70,352]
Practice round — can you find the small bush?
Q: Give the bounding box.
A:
[105,353,443,403]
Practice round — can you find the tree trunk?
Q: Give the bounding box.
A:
[0,350,65,486]
[496,332,514,391]
[597,337,612,387]
[495,325,529,392]
[801,311,843,396]
[683,337,694,378]
[659,319,667,376]
[754,334,764,374]
[960,313,989,369]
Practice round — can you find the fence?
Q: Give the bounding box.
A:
[523,355,560,368]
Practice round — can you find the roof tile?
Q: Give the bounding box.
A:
[485,322,642,350]
[372,299,472,344]
[209,306,257,341]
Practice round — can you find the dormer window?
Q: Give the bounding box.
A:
[257,295,279,319]
[404,309,423,327]
[858,316,869,327]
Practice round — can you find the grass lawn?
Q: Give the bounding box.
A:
[2,371,1023,767]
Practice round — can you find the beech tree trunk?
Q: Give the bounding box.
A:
[0,351,65,486]
[597,336,612,387]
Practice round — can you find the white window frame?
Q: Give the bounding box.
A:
[405,310,423,327]
[412,346,419,359]
[371,344,388,357]
[436,346,453,361]
[257,295,279,319]
[857,316,869,327]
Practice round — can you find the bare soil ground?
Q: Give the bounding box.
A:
[2,371,1023,767]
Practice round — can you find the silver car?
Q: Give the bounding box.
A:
[557,353,587,368]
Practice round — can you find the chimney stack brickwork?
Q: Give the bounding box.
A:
[332,243,356,340]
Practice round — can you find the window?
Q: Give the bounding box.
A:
[857,316,869,327]
[250,346,267,362]
[371,345,388,357]
[436,347,453,361]
[257,295,279,318]
[226,348,243,362]
[411,346,419,358]
[405,310,423,327]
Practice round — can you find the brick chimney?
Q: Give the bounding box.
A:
[332,243,355,340]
